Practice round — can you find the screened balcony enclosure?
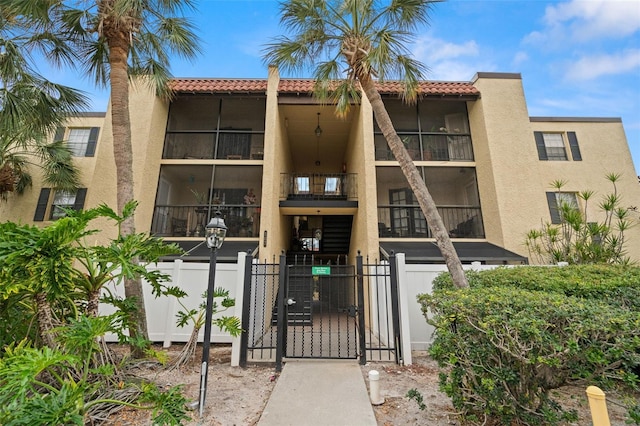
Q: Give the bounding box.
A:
[151,165,262,238]
[376,166,484,238]
[163,95,266,160]
[374,98,473,162]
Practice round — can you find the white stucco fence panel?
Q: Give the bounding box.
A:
[99,260,240,344]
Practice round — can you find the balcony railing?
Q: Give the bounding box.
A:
[280,173,357,200]
[162,131,264,160]
[377,205,484,238]
[375,134,474,161]
[151,204,260,238]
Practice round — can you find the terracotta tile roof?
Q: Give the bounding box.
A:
[169,78,479,97]
[277,79,479,96]
[170,78,268,93]
[376,81,479,96]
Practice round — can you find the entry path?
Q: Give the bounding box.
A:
[257,360,378,426]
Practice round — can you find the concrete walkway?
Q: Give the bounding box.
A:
[257,360,377,426]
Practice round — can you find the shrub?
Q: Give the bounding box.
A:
[420,285,640,425]
[432,265,640,311]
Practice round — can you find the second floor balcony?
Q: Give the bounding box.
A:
[377,205,484,239]
[151,204,261,238]
[280,173,357,200]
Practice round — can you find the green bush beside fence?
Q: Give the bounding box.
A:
[420,266,640,425]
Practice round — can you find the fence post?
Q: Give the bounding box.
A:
[388,252,402,364]
[275,253,287,372]
[163,259,183,348]
[586,386,611,426]
[238,251,254,368]
[395,253,412,365]
[356,252,366,365]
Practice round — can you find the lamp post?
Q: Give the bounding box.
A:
[198,211,227,418]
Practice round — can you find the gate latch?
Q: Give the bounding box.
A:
[347,305,358,317]
[286,298,296,306]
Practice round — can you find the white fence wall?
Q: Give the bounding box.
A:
[99,254,499,356]
[99,256,246,346]
[398,258,499,350]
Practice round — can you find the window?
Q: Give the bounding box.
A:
[535,131,581,161]
[295,177,310,194]
[546,192,579,224]
[55,127,99,157]
[33,188,87,221]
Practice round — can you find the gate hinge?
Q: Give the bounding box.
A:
[347,305,358,317]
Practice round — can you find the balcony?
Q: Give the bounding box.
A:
[377,205,484,238]
[162,131,265,160]
[151,204,260,238]
[375,134,474,162]
[280,173,357,200]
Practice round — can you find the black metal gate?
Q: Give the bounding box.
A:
[239,252,401,370]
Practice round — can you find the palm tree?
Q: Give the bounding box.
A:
[6,0,201,352]
[0,11,87,200]
[264,0,468,288]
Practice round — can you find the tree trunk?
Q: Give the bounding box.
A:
[359,76,469,289]
[108,33,149,356]
[35,292,57,348]
[86,289,100,317]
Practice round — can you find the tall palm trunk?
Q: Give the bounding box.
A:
[35,292,57,348]
[360,76,468,289]
[108,33,149,355]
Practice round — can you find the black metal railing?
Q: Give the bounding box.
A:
[151,204,260,238]
[377,205,484,238]
[162,131,265,160]
[280,173,357,200]
[375,134,474,161]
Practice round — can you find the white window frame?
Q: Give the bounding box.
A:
[67,128,92,157]
[542,133,568,161]
[50,190,77,220]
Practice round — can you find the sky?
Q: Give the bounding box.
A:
[42,0,640,175]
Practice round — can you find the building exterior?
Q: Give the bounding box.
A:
[3,69,639,265]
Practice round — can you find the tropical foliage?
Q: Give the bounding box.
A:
[422,266,640,425]
[4,0,202,349]
[263,0,468,288]
[0,8,87,199]
[526,173,636,265]
[0,201,242,424]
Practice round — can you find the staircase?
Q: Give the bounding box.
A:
[321,215,353,254]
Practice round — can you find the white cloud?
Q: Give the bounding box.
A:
[412,35,479,62]
[526,0,640,45]
[545,0,640,41]
[512,51,529,67]
[566,49,640,80]
[410,34,486,80]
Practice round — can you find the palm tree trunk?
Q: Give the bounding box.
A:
[359,76,469,289]
[108,34,149,356]
[35,292,57,348]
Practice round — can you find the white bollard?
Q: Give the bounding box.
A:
[369,370,385,405]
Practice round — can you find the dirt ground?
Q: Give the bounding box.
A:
[104,344,633,426]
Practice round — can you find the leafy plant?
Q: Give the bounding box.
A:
[526,173,636,265]
[421,267,640,425]
[171,287,241,370]
[406,388,426,410]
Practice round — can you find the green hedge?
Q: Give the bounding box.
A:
[432,265,640,311]
[421,266,640,425]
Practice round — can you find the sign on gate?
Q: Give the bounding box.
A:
[312,266,331,275]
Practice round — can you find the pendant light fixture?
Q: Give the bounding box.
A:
[315,112,321,166]
[315,112,322,137]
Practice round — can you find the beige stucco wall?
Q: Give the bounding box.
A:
[350,95,381,262]
[260,66,292,261]
[86,82,169,240]
[470,73,640,263]
[528,119,640,263]
[0,114,105,225]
